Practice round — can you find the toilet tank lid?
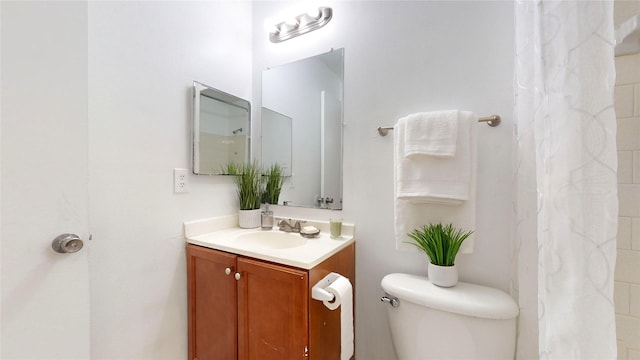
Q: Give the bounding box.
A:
[381,273,519,320]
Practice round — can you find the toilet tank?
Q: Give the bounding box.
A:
[381,273,519,360]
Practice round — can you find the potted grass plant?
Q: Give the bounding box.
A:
[263,163,285,205]
[225,161,263,228]
[407,223,473,287]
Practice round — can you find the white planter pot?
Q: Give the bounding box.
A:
[238,209,261,229]
[428,263,458,287]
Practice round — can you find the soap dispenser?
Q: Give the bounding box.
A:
[261,204,274,230]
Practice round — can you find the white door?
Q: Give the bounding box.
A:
[1,2,91,358]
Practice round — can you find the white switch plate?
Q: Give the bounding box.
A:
[174,168,189,193]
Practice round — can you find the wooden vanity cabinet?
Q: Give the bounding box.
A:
[187,242,355,360]
[187,244,308,360]
[237,257,309,359]
[187,245,238,359]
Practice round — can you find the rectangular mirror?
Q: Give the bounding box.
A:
[192,81,250,175]
[261,48,344,209]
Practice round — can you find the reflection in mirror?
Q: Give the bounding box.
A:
[192,81,250,175]
[262,48,343,209]
[261,108,292,177]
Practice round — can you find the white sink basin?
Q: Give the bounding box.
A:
[233,231,307,250]
[184,216,355,269]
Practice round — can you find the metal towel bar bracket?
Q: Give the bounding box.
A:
[377,114,501,136]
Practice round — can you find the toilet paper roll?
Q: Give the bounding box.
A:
[322,275,354,360]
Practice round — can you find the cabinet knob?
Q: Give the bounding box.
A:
[225,267,232,275]
[234,272,241,281]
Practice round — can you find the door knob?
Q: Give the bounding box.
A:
[52,233,84,254]
[234,273,241,281]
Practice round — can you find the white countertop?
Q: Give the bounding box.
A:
[184,215,355,270]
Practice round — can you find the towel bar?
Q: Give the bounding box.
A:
[377,114,501,136]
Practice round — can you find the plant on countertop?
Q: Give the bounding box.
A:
[263,163,285,205]
[407,223,474,266]
[226,161,263,210]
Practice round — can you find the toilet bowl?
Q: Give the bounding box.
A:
[381,273,519,360]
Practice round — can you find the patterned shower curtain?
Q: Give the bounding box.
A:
[514,1,618,358]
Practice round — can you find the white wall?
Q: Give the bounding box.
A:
[252,2,515,358]
[87,2,251,358]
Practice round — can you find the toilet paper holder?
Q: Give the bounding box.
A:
[312,272,340,302]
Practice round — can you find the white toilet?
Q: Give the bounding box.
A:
[381,273,519,360]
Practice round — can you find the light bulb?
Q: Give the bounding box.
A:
[285,17,299,28]
[263,18,279,34]
[307,7,320,19]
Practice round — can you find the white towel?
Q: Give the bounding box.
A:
[404,111,458,158]
[396,111,476,204]
[394,110,478,253]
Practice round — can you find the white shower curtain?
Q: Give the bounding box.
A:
[514,1,618,359]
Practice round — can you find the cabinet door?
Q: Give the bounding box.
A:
[237,257,309,360]
[187,245,238,360]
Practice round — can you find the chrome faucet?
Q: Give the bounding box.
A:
[278,219,306,233]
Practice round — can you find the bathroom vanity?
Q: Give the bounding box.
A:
[185,217,355,360]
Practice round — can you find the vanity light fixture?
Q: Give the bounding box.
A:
[268,7,333,43]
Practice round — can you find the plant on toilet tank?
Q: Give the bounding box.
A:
[407,223,473,287]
